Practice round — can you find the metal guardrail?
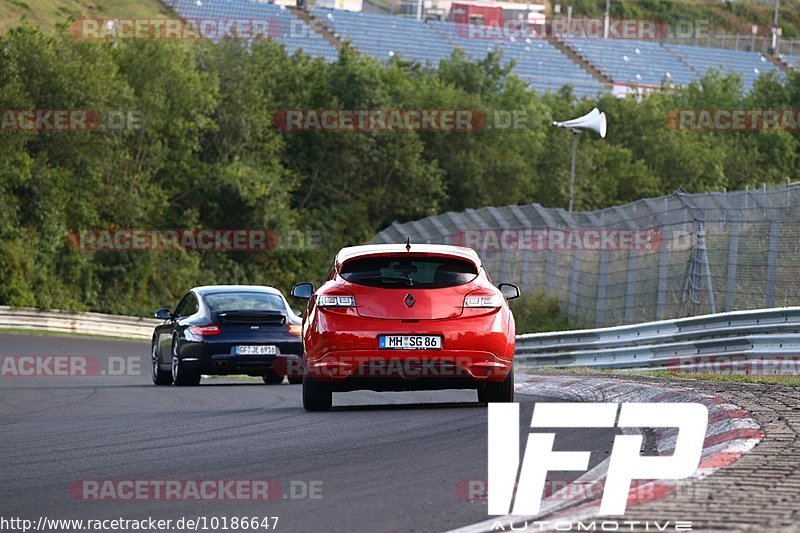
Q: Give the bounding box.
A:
[2,305,799,371]
[0,306,159,340]
[515,307,800,370]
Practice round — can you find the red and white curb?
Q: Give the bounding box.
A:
[450,373,764,532]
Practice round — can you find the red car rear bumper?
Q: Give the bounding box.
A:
[303,308,514,385]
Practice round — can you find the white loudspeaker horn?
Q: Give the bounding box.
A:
[551,107,607,138]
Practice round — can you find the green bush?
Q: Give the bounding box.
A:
[510,292,571,334]
[1,24,799,317]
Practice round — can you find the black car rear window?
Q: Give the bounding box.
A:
[205,292,285,312]
[340,255,478,289]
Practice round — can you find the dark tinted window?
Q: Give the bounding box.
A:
[174,293,199,317]
[205,292,285,312]
[340,255,478,289]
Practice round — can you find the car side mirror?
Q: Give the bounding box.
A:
[291,283,314,300]
[498,283,520,300]
[154,308,173,320]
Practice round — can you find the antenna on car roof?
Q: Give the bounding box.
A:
[405,237,411,252]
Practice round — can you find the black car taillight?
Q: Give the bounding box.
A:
[189,324,222,336]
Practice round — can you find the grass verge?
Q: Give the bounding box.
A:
[524,365,800,387]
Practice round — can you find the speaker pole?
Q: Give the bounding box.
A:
[551,107,607,212]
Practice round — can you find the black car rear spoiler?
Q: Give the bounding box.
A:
[217,310,286,325]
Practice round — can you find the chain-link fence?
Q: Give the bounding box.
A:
[370,184,800,327]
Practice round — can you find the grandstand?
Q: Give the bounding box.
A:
[312,9,453,66]
[563,37,697,88]
[166,0,794,98]
[167,0,339,61]
[431,21,605,99]
[665,44,784,92]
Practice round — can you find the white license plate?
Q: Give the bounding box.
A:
[379,335,442,350]
[235,345,278,355]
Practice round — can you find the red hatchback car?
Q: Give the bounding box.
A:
[290,243,520,411]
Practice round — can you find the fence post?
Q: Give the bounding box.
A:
[595,250,609,325]
[656,227,670,320]
[569,250,580,321]
[725,223,739,311]
[765,221,780,308]
[749,189,781,309]
[544,250,555,296]
[624,250,639,323]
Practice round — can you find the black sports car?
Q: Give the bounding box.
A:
[151,285,304,386]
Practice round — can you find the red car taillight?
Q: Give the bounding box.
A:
[463,292,502,309]
[318,295,356,307]
[288,324,302,335]
[188,324,222,336]
[317,292,357,315]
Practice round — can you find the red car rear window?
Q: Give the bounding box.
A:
[339,255,478,289]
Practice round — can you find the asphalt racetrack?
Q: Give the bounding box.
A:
[0,332,620,532]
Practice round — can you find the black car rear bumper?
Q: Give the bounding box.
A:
[179,340,303,376]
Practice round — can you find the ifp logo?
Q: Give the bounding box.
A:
[488,403,708,516]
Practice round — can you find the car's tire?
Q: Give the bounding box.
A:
[288,376,303,385]
[171,337,201,386]
[151,339,173,385]
[302,373,332,411]
[262,370,284,384]
[478,366,514,403]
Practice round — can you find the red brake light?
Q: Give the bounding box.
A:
[318,294,356,307]
[288,324,302,336]
[189,324,221,336]
[464,292,502,308]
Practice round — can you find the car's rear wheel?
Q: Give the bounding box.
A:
[478,366,514,403]
[151,340,173,385]
[302,373,332,411]
[288,376,303,385]
[172,337,201,386]
[262,370,284,384]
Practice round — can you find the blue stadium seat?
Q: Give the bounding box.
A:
[665,43,785,92]
[431,21,605,99]
[312,8,454,67]
[563,37,696,88]
[783,55,800,69]
[164,1,789,95]
[167,0,340,61]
